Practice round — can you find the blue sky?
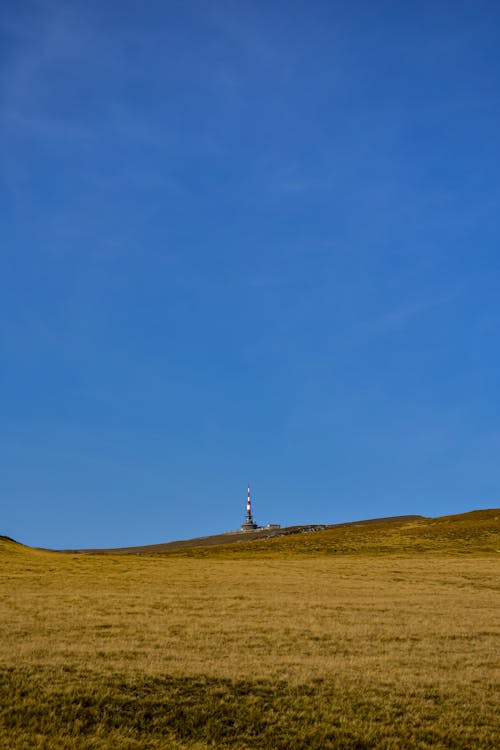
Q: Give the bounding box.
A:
[1,0,499,548]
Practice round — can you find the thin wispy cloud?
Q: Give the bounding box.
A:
[272,175,330,193]
[369,289,462,333]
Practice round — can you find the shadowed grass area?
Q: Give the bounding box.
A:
[1,510,499,748]
[1,667,499,750]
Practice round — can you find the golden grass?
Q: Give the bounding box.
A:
[1,512,499,748]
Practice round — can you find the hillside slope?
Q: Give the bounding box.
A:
[64,514,425,555]
[156,508,500,557]
[2,509,498,557]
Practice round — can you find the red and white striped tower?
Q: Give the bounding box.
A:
[241,484,258,531]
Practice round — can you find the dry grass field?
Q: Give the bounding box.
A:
[1,510,499,749]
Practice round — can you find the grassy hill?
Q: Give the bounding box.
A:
[159,509,500,557]
[1,509,499,749]
[58,514,426,554]
[53,508,500,557]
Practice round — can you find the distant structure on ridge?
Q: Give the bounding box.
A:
[241,484,258,531]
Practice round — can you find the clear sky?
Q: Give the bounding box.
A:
[1,0,499,549]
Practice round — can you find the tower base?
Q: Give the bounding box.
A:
[241,518,258,531]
